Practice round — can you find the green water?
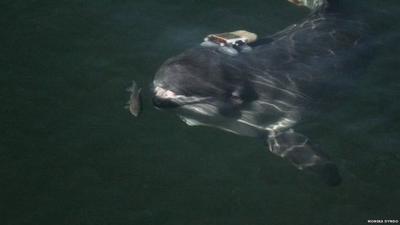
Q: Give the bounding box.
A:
[1,0,399,224]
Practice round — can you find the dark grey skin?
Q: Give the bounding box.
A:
[151,0,370,186]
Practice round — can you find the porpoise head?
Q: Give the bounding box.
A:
[152,47,259,119]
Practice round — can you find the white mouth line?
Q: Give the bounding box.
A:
[154,86,211,104]
[154,86,177,99]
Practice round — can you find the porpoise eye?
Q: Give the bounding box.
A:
[231,90,243,105]
[232,90,240,97]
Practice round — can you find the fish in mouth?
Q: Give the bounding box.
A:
[150,0,371,186]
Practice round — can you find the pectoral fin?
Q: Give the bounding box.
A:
[267,129,341,186]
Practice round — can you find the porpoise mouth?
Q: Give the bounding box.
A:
[152,86,211,109]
